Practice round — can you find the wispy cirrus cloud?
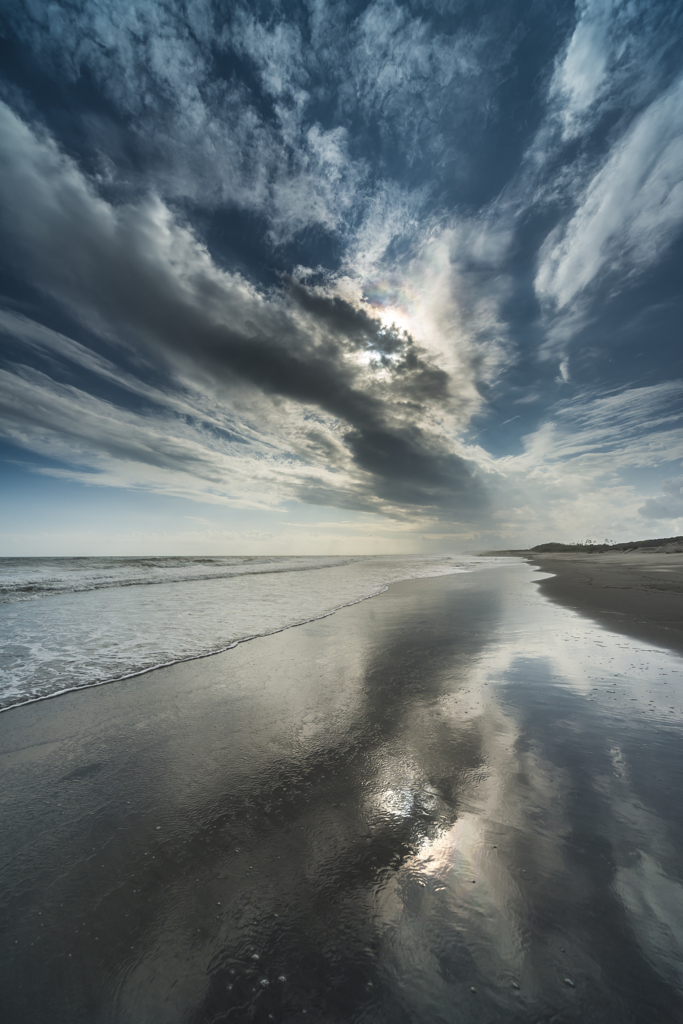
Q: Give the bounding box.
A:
[536,74,683,312]
[517,382,683,468]
[548,0,680,140]
[0,363,337,510]
[487,382,683,541]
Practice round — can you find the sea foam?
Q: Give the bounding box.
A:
[0,554,476,711]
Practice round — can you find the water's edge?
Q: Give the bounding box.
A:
[0,582,400,715]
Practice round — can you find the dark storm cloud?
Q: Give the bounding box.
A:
[344,426,485,511]
[0,100,487,517]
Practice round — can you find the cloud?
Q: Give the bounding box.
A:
[346,0,492,161]
[8,0,366,240]
[536,73,683,310]
[0,101,490,520]
[0,364,295,509]
[547,0,676,139]
[518,382,683,467]
[5,0,512,258]
[492,0,683,361]
[485,382,683,541]
[340,213,514,409]
[639,478,683,521]
[3,1,683,550]
[551,0,613,125]
[539,0,681,163]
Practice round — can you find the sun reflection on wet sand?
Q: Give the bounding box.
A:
[1,561,683,1021]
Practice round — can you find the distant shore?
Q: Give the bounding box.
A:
[495,549,683,656]
[479,533,683,557]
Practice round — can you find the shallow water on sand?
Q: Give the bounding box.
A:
[1,560,683,1023]
[0,554,471,709]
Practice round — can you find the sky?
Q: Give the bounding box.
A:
[0,0,682,556]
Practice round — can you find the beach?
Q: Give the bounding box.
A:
[2,559,683,1023]
[529,551,683,656]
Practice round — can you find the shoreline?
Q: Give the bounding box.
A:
[0,569,512,1022]
[526,550,683,656]
[0,583,392,716]
[6,549,681,717]
[0,561,475,717]
[3,563,683,1022]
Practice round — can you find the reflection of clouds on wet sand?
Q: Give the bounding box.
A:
[3,562,683,1021]
[616,852,683,988]
[355,567,683,1017]
[127,564,683,1020]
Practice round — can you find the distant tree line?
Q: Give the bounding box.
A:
[530,536,683,553]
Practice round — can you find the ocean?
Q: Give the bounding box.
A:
[0,553,476,712]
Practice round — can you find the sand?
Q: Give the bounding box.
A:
[2,561,683,1023]
[529,551,683,656]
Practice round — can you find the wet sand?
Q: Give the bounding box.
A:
[529,552,683,656]
[2,561,683,1023]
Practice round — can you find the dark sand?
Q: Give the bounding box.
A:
[530,551,683,656]
[2,561,683,1023]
